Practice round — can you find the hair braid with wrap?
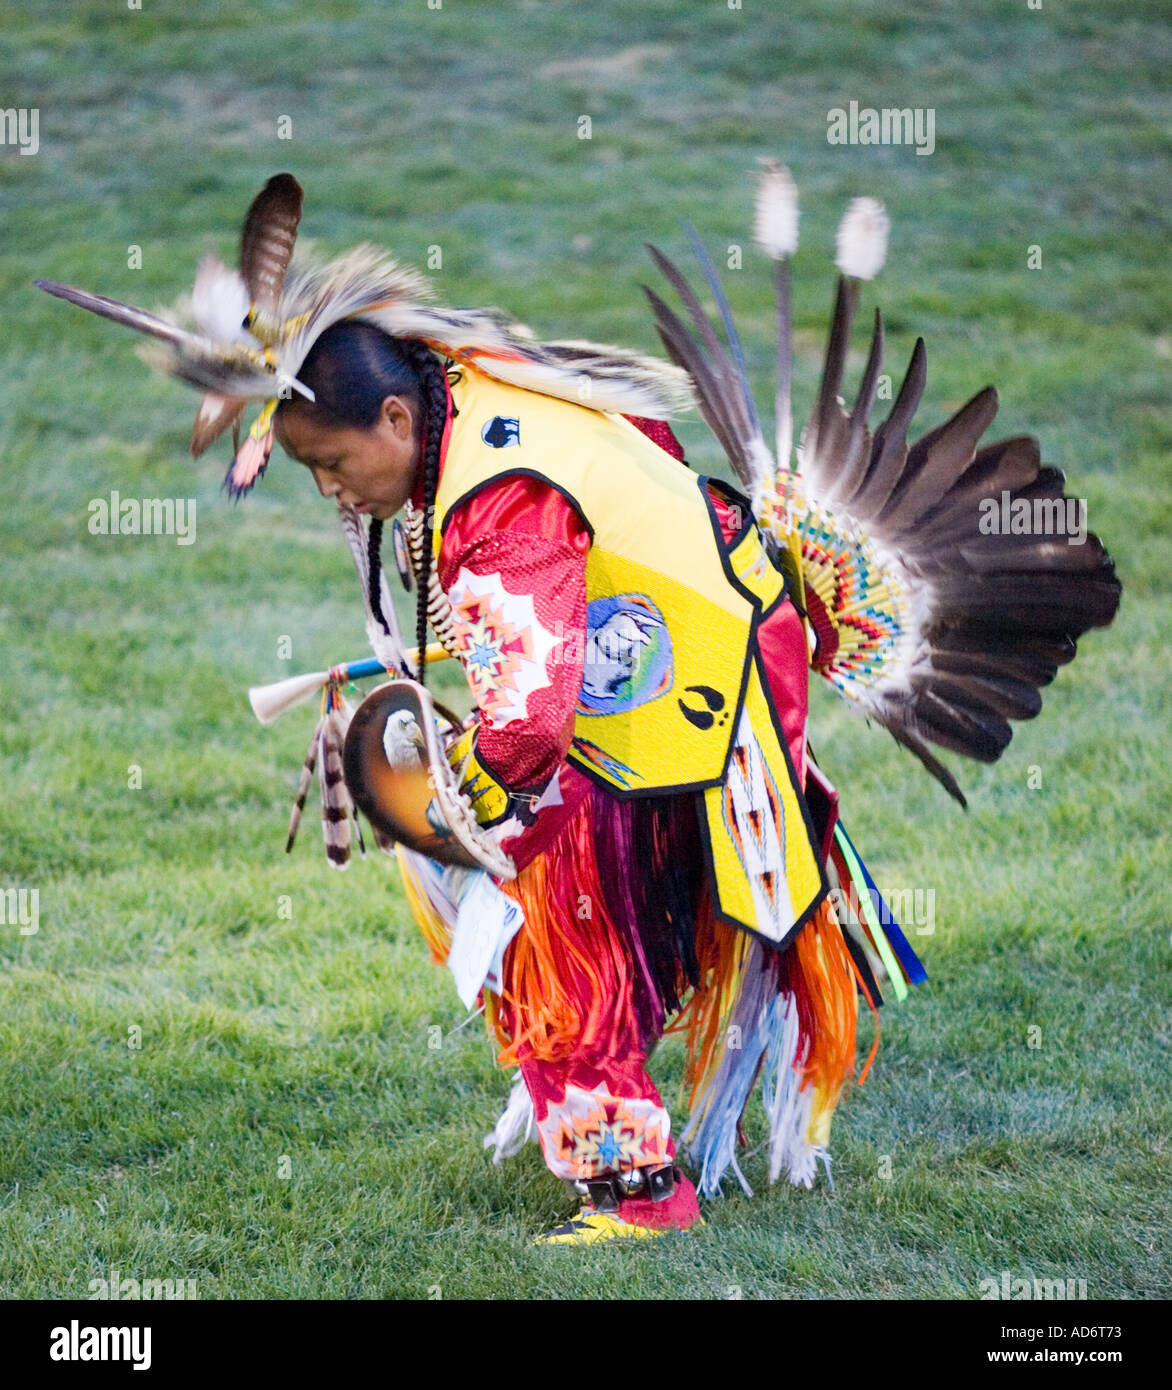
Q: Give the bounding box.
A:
[400,338,449,686]
[366,516,387,635]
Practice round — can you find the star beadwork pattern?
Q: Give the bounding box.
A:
[536,1084,671,1180]
[448,568,565,728]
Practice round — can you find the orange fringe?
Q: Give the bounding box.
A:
[844,950,881,1086]
[669,895,750,1111]
[792,898,859,1128]
[490,805,642,1068]
[672,893,866,1139]
[400,800,874,1143]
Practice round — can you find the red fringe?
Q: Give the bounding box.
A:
[492,802,642,1067]
[482,783,865,1141]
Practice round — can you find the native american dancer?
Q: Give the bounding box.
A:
[37,169,1120,1245]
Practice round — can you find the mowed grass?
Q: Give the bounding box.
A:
[0,0,1169,1298]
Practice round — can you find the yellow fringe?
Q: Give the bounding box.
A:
[395,846,453,966]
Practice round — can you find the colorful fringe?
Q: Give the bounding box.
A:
[489,784,708,1068]
[677,896,859,1195]
[395,846,461,965]
[396,782,927,1198]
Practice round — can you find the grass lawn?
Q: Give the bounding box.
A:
[0,0,1168,1298]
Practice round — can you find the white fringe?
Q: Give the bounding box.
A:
[482,1072,535,1165]
[762,991,823,1189]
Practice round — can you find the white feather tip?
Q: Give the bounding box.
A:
[753,159,800,260]
[835,197,889,281]
[191,256,253,344]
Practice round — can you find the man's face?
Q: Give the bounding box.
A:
[275,394,421,520]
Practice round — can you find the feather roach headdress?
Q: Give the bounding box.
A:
[36,172,695,499]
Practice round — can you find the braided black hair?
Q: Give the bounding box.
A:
[367,516,387,631]
[277,321,449,687]
[401,338,449,686]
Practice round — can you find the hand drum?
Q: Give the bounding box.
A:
[342,680,514,877]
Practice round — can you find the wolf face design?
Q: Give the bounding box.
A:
[583,611,658,699]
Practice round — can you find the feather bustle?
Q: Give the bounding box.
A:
[643,181,1120,807]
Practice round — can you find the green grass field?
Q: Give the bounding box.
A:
[0,0,1168,1299]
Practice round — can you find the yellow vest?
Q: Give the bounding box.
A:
[433,367,827,945]
[435,367,786,795]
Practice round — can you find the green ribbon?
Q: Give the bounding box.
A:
[833,823,908,1003]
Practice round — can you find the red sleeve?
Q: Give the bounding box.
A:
[438,475,590,792]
